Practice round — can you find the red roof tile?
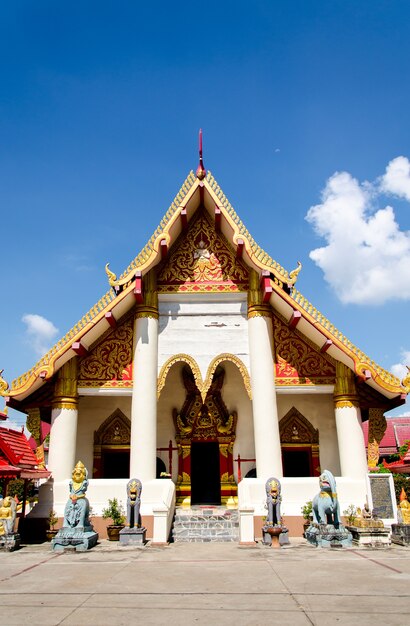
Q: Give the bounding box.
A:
[0,427,38,468]
[394,424,410,447]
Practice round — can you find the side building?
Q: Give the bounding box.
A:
[1,161,407,541]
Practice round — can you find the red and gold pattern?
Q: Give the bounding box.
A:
[273,314,335,385]
[78,317,133,387]
[157,210,248,293]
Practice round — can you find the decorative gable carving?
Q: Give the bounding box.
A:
[78,316,133,387]
[280,407,319,444]
[94,408,131,446]
[157,210,248,293]
[273,313,335,385]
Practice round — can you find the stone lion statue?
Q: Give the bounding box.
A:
[312,470,341,528]
[126,478,142,528]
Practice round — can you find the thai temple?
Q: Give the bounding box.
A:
[1,137,408,542]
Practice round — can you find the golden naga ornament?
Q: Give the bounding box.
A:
[0,370,9,395]
[402,366,410,393]
[288,261,302,285]
[105,263,118,287]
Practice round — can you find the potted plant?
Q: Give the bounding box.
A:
[46,509,59,541]
[301,500,313,536]
[102,498,125,541]
[343,504,358,527]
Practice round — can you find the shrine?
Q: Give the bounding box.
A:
[0,136,408,542]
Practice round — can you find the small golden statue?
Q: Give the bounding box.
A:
[399,488,410,525]
[0,496,16,536]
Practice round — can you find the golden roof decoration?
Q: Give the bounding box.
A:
[402,366,410,393]
[0,370,9,395]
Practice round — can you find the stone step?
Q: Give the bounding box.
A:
[171,506,239,543]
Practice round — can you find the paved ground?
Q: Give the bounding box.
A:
[0,539,409,625]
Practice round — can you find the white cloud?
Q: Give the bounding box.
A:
[22,314,59,357]
[391,350,410,381]
[380,156,410,201]
[306,162,410,305]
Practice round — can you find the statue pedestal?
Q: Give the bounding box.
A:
[391,524,410,546]
[0,533,21,552]
[347,525,391,547]
[262,525,289,548]
[305,523,352,548]
[119,526,147,546]
[52,527,99,552]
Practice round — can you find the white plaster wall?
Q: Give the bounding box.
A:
[277,394,340,476]
[158,294,249,378]
[76,396,132,470]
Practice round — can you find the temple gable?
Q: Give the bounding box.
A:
[157,209,249,293]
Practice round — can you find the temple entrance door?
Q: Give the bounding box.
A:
[190,441,221,505]
[282,448,312,477]
[102,449,130,478]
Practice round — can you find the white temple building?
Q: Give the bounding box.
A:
[1,148,407,542]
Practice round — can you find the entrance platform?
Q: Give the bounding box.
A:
[0,540,409,625]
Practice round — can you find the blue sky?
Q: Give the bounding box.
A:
[1,1,409,427]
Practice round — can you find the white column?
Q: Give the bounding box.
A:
[48,357,78,482]
[130,314,159,481]
[48,407,78,482]
[248,313,282,479]
[335,405,368,478]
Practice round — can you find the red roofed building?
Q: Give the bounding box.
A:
[0,426,50,487]
[362,417,410,460]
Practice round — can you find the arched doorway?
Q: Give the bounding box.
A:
[173,366,237,505]
[279,407,320,477]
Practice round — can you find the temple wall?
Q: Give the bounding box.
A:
[277,393,340,476]
[75,395,132,469]
[158,295,249,378]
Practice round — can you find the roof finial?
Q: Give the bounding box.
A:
[196,128,206,180]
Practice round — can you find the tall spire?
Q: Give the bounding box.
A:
[196,128,206,180]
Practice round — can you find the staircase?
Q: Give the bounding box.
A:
[171,506,239,543]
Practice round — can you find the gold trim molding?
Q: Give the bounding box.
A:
[157,353,252,401]
[204,354,252,400]
[158,354,203,399]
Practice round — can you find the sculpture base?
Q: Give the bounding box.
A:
[262,525,290,548]
[391,524,410,546]
[119,526,147,546]
[0,533,21,552]
[305,523,352,548]
[52,527,99,552]
[347,525,391,547]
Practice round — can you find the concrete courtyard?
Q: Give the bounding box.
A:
[0,539,409,625]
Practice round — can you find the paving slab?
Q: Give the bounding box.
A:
[0,540,409,625]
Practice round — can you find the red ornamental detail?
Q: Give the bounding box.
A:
[273,314,335,383]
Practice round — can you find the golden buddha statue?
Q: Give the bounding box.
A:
[399,488,410,525]
[0,497,16,536]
